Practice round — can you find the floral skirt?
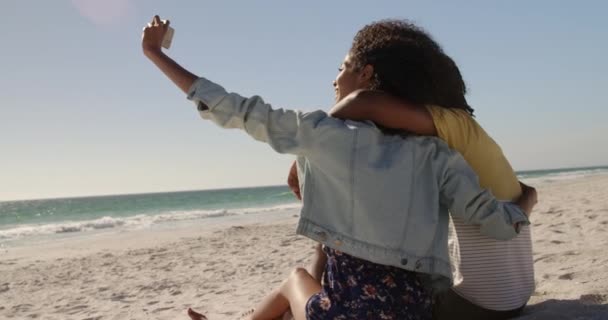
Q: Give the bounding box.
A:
[306,246,432,320]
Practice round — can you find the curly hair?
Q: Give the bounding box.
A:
[349,20,475,115]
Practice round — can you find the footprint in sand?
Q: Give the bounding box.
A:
[152,307,173,313]
[563,250,580,256]
[558,272,575,280]
[580,294,607,305]
[280,241,293,247]
[550,240,564,244]
[545,208,564,214]
[11,304,33,312]
[215,289,232,294]
[110,293,134,302]
[535,253,560,263]
[66,305,88,315]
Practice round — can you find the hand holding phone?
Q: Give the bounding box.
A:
[142,15,173,54]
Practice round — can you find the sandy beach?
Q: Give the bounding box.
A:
[1,174,607,320]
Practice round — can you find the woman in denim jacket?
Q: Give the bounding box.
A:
[142,16,537,320]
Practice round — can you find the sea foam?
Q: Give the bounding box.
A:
[0,203,301,243]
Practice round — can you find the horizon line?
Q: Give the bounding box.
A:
[2,164,607,204]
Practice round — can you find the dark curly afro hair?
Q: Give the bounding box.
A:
[349,19,474,115]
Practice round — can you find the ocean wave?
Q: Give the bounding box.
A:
[0,203,301,243]
[518,168,608,185]
[234,203,301,215]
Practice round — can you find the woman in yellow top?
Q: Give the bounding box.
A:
[287,39,534,320]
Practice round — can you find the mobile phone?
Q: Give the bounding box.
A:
[162,25,174,49]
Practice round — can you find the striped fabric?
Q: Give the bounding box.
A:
[449,218,535,311]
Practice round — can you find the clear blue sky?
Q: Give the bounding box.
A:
[1,0,607,201]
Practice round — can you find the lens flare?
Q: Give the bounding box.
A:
[71,0,133,26]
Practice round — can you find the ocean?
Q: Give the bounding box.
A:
[1,166,607,247]
[0,186,300,247]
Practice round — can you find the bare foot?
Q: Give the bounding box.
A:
[240,308,254,320]
[187,308,208,320]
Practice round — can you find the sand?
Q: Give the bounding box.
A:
[1,174,607,320]
[516,174,608,320]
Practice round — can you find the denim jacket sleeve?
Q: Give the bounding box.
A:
[186,77,355,160]
[439,148,530,240]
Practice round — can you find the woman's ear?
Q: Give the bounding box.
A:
[359,64,375,86]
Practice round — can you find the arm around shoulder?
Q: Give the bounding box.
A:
[438,147,530,240]
[329,90,437,135]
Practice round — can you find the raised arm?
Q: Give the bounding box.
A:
[329,90,437,135]
[142,16,355,161]
[142,16,198,96]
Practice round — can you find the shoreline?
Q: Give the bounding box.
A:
[1,207,301,262]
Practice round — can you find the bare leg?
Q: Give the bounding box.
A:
[306,244,327,282]
[276,243,326,320]
[251,268,321,320]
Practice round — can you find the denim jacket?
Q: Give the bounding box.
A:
[187,77,529,288]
